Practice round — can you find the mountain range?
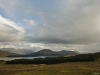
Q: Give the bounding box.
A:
[0,48,34,55]
[23,49,78,57]
[0,48,78,57]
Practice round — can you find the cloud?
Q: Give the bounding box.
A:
[0,0,100,44]
[29,20,37,26]
[26,0,100,44]
[1,0,100,44]
[1,42,100,53]
[0,15,25,42]
[0,0,100,53]
[23,19,37,26]
[0,0,36,19]
[0,42,78,53]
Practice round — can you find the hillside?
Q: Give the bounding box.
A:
[23,49,78,57]
[0,48,34,55]
[0,50,20,57]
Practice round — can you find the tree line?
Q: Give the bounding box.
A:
[6,52,100,64]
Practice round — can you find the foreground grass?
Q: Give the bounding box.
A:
[0,61,100,75]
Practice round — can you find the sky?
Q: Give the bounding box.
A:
[0,0,100,54]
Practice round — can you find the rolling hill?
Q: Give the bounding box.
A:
[0,50,20,57]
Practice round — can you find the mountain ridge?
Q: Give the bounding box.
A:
[23,49,78,57]
[0,48,78,57]
[0,50,20,57]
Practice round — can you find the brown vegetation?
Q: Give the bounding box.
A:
[0,61,100,75]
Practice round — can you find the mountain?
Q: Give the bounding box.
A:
[58,50,78,56]
[0,50,20,57]
[24,49,78,57]
[0,48,34,55]
[0,48,78,57]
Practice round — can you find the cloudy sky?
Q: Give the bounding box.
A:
[0,0,100,53]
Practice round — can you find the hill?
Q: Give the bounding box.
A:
[0,50,20,57]
[58,50,78,56]
[0,48,34,55]
[23,49,78,57]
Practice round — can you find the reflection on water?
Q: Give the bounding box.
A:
[0,56,57,61]
[0,56,45,61]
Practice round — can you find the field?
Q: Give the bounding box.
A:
[0,60,100,75]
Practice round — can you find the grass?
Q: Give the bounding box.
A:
[0,60,100,75]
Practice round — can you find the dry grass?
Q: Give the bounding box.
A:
[0,61,100,75]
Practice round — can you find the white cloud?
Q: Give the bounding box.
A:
[29,20,37,26]
[23,19,37,26]
[0,15,25,42]
[1,42,100,53]
[0,0,100,53]
[28,0,100,44]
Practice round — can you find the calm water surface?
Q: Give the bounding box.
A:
[0,56,57,61]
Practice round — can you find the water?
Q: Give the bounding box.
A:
[0,56,45,61]
[0,56,57,61]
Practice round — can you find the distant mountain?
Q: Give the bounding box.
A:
[58,50,78,56]
[23,49,78,57]
[0,48,78,57]
[0,50,20,57]
[0,48,34,55]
